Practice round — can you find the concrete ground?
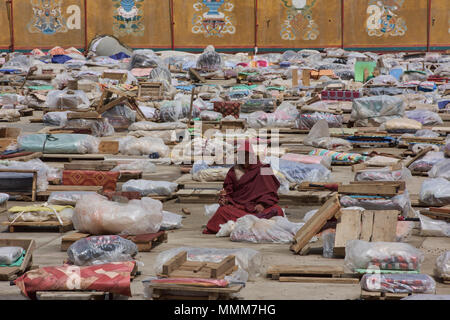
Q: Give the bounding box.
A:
[1,160,449,300]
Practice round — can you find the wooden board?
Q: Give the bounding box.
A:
[150,283,243,301]
[1,221,73,233]
[334,210,399,257]
[41,154,105,162]
[290,194,340,254]
[36,291,112,301]
[98,141,119,155]
[61,231,168,252]
[360,289,411,301]
[267,265,358,284]
[67,112,100,120]
[64,161,118,171]
[338,183,402,196]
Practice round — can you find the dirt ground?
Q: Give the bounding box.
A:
[0,116,449,300]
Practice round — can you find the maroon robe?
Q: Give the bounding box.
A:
[203,162,284,234]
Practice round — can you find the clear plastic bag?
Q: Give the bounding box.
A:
[73,193,163,235]
[0,247,24,265]
[414,129,439,138]
[45,89,90,110]
[161,211,183,230]
[230,215,302,244]
[204,204,220,218]
[111,160,156,173]
[322,229,336,258]
[0,193,9,204]
[281,153,332,169]
[43,111,71,126]
[385,118,422,131]
[67,235,138,266]
[48,191,99,205]
[200,110,222,121]
[296,112,343,130]
[102,105,136,129]
[128,121,187,131]
[121,179,177,196]
[405,110,443,126]
[340,191,412,217]
[428,159,450,180]
[410,151,445,172]
[196,46,223,71]
[191,161,231,182]
[64,118,115,137]
[0,158,52,192]
[264,156,331,183]
[419,214,450,237]
[351,95,405,127]
[154,247,262,282]
[159,100,199,122]
[129,49,163,69]
[313,137,353,152]
[435,251,450,279]
[361,273,435,294]
[355,167,412,182]
[118,136,169,157]
[148,67,171,85]
[8,205,74,223]
[129,130,177,144]
[419,178,450,206]
[344,240,424,272]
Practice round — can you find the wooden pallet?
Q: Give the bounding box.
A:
[0,239,36,281]
[150,283,243,300]
[36,291,115,301]
[267,265,359,284]
[1,220,73,233]
[161,252,236,279]
[360,289,411,300]
[61,231,168,252]
[41,154,105,162]
[338,181,405,196]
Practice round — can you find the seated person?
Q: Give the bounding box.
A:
[203,140,284,234]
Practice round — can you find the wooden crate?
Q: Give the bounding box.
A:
[0,239,36,281]
[149,283,243,300]
[137,82,164,100]
[0,169,37,201]
[267,265,359,284]
[160,252,237,279]
[61,231,168,252]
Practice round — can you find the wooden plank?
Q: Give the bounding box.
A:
[359,211,374,242]
[278,277,359,284]
[64,161,117,171]
[149,283,243,294]
[162,251,187,276]
[36,291,108,300]
[211,256,235,279]
[290,194,340,253]
[338,184,399,196]
[267,265,345,276]
[334,210,362,257]
[41,154,105,161]
[98,141,119,155]
[371,211,399,242]
[67,112,100,120]
[405,146,433,168]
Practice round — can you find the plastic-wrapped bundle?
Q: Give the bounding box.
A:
[385,118,422,131]
[435,251,450,279]
[355,167,412,182]
[351,96,404,127]
[205,204,220,218]
[148,67,171,85]
[118,136,169,157]
[230,216,303,244]
[129,130,178,144]
[429,159,450,180]
[414,129,440,138]
[48,191,99,205]
[322,229,336,258]
[43,111,71,126]
[445,137,450,158]
[64,118,115,137]
[0,193,9,204]
[241,99,275,113]
[129,49,163,69]
[344,240,424,272]
[371,75,399,85]
[361,274,435,294]
[296,112,343,130]
[111,160,156,173]
[200,110,222,121]
[102,105,136,129]
[8,205,75,223]
[153,247,262,282]
[0,159,52,192]
[45,89,90,110]
[419,214,450,237]
[246,102,299,129]
[312,137,353,152]
[73,193,163,235]
[419,178,450,206]
[67,235,138,266]
[309,149,369,164]
[281,153,332,169]
[159,100,199,122]
[196,46,223,71]
[128,121,187,131]
[0,247,24,266]
[264,156,330,183]
[161,211,183,230]
[191,161,231,182]
[340,191,411,217]
[18,134,99,154]
[139,106,160,120]
[364,156,401,167]
[405,110,443,126]
[122,179,177,196]
[2,54,31,72]
[410,151,445,172]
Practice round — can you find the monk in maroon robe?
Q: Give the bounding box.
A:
[203,141,284,234]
